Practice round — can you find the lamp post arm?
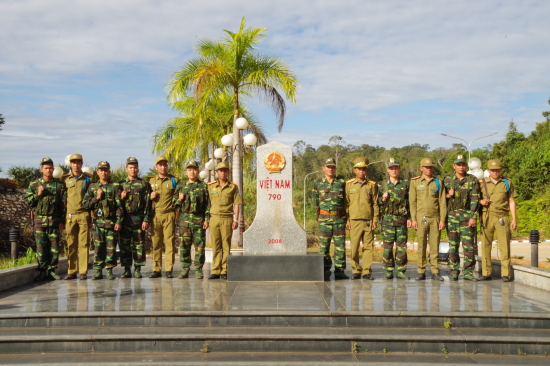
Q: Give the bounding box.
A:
[303,170,321,230]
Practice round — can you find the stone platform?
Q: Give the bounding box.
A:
[227,253,324,281]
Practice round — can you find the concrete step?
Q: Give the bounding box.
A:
[2,311,550,329]
[1,351,550,365]
[1,326,549,355]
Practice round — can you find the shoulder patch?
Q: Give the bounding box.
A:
[230,182,237,185]
[146,175,154,179]
[62,173,70,177]
[504,176,512,181]
[346,178,356,183]
[83,172,92,177]
[368,180,376,185]
[411,176,421,180]
[208,181,216,185]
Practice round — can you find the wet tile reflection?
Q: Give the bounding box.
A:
[0,264,549,313]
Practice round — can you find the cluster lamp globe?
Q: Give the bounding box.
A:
[53,166,64,179]
[243,133,258,146]
[199,171,209,180]
[484,170,490,178]
[468,157,482,170]
[205,159,216,171]
[235,117,249,130]
[471,168,484,179]
[214,148,226,159]
[65,155,72,166]
[221,134,234,147]
[82,166,93,175]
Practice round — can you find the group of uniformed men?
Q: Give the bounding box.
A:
[313,155,517,282]
[25,154,241,281]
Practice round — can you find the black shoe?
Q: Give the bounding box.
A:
[221,274,227,280]
[324,271,331,281]
[79,274,87,280]
[149,271,161,278]
[478,276,492,281]
[64,273,77,280]
[352,273,361,280]
[208,274,220,280]
[502,276,512,282]
[431,273,444,281]
[166,271,173,279]
[362,274,374,280]
[416,273,426,281]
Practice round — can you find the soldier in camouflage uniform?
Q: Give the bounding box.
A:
[345,157,379,280]
[312,158,348,280]
[378,158,411,280]
[25,158,66,281]
[82,161,123,280]
[174,160,210,279]
[444,154,481,281]
[119,157,151,279]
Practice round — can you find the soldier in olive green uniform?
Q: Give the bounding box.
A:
[479,159,517,282]
[208,162,242,280]
[25,158,66,281]
[82,161,123,280]
[378,158,411,280]
[345,157,379,280]
[409,158,447,281]
[147,156,178,278]
[119,157,151,279]
[63,153,92,280]
[313,158,348,280]
[444,154,480,281]
[175,160,210,279]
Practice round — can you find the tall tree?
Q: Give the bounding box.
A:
[166,17,299,244]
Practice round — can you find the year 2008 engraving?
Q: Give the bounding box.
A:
[268,239,283,244]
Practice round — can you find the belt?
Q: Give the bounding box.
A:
[319,210,338,215]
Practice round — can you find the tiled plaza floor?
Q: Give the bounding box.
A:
[1,260,549,314]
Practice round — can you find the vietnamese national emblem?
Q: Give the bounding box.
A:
[264,152,286,173]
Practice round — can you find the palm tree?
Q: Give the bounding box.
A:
[167,17,299,244]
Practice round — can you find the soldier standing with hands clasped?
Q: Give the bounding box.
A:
[378,158,411,280]
[175,160,210,279]
[25,158,66,281]
[479,159,517,282]
[147,156,178,278]
[313,158,348,280]
[119,157,150,279]
[82,161,123,280]
[345,157,379,280]
[63,154,92,280]
[409,158,447,281]
[444,154,480,281]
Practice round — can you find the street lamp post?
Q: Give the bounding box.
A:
[303,171,321,230]
[440,132,497,160]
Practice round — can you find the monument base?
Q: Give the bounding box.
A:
[227,253,324,281]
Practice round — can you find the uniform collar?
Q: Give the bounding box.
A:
[387,178,401,185]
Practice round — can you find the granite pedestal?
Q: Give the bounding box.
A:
[227,253,324,281]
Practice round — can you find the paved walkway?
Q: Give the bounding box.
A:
[1,260,549,314]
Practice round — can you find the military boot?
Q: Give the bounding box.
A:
[93,270,103,280]
[385,270,394,279]
[134,266,142,278]
[334,269,349,280]
[48,269,61,280]
[450,273,459,281]
[178,268,190,279]
[396,271,410,280]
[463,273,477,281]
[121,267,132,278]
[34,269,48,282]
[106,268,115,280]
[324,271,331,281]
[195,268,204,279]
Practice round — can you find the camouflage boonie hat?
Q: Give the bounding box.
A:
[487,159,502,169]
[352,157,369,168]
[155,156,168,165]
[324,158,336,167]
[97,161,110,169]
[420,158,434,167]
[387,157,400,168]
[453,154,467,164]
[69,153,83,161]
[216,161,230,170]
[186,160,199,168]
[40,157,53,166]
[126,157,139,166]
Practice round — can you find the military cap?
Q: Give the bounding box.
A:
[216,161,230,170]
[420,158,434,167]
[155,156,168,165]
[69,153,83,161]
[387,157,400,167]
[324,158,337,167]
[352,157,369,168]
[97,161,110,169]
[40,157,53,166]
[126,157,139,166]
[487,159,502,169]
[453,154,467,164]
[186,160,199,168]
